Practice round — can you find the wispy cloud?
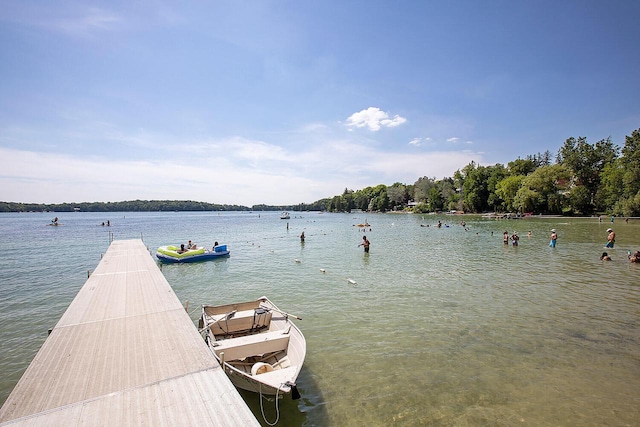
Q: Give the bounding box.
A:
[53,7,122,37]
[345,107,407,131]
[409,137,432,147]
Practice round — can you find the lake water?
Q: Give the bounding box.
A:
[0,211,638,426]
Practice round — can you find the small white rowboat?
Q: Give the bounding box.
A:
[199,296,306,399]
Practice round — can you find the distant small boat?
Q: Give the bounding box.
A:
[46,223,63,226]
[155,244,230,263]
[199,296,305,399]
[280,212,290,219]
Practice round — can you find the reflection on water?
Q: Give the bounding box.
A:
[0,212,638,426]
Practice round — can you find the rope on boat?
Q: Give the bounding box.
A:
[259,382,282,426]
[187,303,201,317]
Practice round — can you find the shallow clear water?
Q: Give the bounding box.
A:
[1,212,639,426]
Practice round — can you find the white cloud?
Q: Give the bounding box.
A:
[409,137,432,146]
[0,134,482,206]
[39,7,123,37]
[345,107,407,131]
[447,137,460,143]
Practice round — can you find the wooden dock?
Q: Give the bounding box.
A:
[0,239,259,426]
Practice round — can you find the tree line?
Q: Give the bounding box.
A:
[0,199,328,213]
[2,128,638,216]
[323,128,640,216]
[0,200,252,213]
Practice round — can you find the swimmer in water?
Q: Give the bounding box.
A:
[511,232,519,246]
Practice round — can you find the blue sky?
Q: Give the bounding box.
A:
[1,1,638,206]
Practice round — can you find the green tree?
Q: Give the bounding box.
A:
[567,185,592,215]
[458,162,492,213]
[368,184,389,212]
[412,202,429,213]
[496,175,525,212]
[558,136,619,214]
[514,164,570,214]
[620,129,640,198]
[387,183,407,210]
[595,161,624,212]
[508,158,537,176]
[427,187,443,212]
[434,178,459,211]
[412,177,435,203]
[341,188,354,212]
[353,187,373,211]
[487,164,509,211]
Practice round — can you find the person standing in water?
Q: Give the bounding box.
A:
[300,231,305,242]
[606,228,616,248]
[359,235,370,253]
[549,229,557,247]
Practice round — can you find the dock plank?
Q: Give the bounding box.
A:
[0,239,258,426]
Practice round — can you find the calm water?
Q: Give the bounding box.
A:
[0,211,639,426]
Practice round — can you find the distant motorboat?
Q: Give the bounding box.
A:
[280,212,290,219]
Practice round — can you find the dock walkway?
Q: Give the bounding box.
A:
[0,239,259,426]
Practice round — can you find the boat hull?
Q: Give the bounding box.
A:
[222,363,298,396]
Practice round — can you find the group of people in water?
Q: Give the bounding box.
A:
[602,249,640,262]
[311,218,637,262]
[546,225,638,263]
[597,227,640,262]
[503,230,521,246]
[489,224,636,263]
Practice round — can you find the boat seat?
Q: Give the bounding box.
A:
[250,366,299,390]
[208,309,272,335]
[212,331,290,361]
